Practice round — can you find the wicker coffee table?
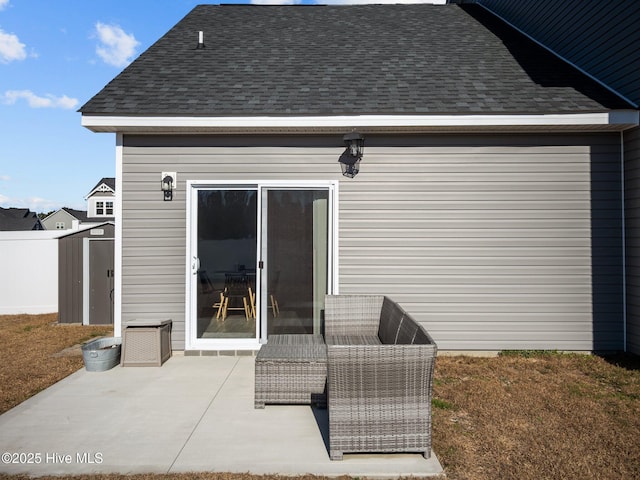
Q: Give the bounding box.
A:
[254,334,327,408]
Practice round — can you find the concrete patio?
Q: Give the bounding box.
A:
[0,354,443,478]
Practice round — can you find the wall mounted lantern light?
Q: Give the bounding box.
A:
[339,132,364,178]
[161,172,176,201]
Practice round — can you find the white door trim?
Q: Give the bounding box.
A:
[185,180,339,351]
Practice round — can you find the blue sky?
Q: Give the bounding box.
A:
[0,0,441,213]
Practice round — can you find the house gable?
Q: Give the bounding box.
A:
[85,177,115,198]
[42,209,74,230]
[80,4,633,126]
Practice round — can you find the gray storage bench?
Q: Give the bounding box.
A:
[254,334,327,408]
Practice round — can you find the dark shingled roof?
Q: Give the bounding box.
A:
[62,208,89,222]
[80,4,632,117]
[0,208,43,231]
[87,177,115,194]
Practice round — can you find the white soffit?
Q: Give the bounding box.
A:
[82,111,640,134]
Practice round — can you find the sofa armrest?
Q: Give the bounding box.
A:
[327,343,437,460]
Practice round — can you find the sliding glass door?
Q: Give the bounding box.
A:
[188,182,335,350]
[193,188,258,343]
[262,189,329,337]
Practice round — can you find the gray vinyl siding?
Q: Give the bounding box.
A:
[121,133,623,351]
[473,0,640,106]
[42,210,75,231]
[625,126,640,354]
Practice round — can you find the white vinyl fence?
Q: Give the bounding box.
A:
[0,231,59,314]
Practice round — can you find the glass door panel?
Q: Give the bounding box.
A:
[196,189,257,340]
[263,189,329,336]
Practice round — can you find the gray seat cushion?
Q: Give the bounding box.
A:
[325,335,382,345]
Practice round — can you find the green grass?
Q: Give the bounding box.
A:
[499,349,561,358]
[432,398,454,410]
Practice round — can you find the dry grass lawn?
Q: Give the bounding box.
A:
[432,352,640,480]
[0,313,112,415]
[1,314,640,480]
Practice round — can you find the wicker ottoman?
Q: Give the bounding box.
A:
[254,334,327,409]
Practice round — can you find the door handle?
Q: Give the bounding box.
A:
[192,257,200,273]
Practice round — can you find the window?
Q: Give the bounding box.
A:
[93,199,113,217]
[55,222,65,229]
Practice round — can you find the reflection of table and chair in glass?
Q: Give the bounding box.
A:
[214,272,255,321]
[213,271,279,322]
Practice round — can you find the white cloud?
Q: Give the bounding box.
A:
[0,175,10,181]
[26,197,59,212]
[3,90,79,109]
[95,22,140,68]
[0,29,26,63]
[0,0,9,11]
[0,195,63,212]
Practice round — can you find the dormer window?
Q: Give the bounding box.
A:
[84,178,115,219]
[94,200,114,217]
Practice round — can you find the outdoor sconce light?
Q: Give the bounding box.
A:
[339,132,364,178]
[161,172,176,201]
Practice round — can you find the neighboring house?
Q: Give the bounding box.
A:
[80,4,639,353]
[0,207,43,231]
[42,178,115,230]
[41,207,89,230]
[463,0,640,355]
[85,177,115,220]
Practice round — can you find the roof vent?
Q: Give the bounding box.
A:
[196,31,205,49]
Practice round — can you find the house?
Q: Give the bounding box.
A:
[41,207,89,230]
[79,4,639,354]
[0,207,43,231]
[41,178,115,230]
[85,177,115,220]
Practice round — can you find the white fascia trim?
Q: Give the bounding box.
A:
[82,111,639,132]
[114,133,123,338]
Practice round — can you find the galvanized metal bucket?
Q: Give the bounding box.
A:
[81,337,122,372]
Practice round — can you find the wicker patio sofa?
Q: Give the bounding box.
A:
[325,294,438,461]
